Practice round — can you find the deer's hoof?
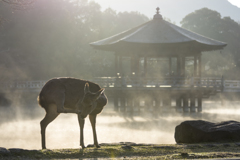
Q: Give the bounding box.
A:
[81,145,85,149]
[95,144,101,148]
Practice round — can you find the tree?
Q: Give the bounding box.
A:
[181,8,240,78]
[0,0,149,80]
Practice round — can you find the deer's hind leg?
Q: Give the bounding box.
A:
[40,104,59,149]
[78,114,85,149]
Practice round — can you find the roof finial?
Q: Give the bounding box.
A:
[156,7,160,14]
[153,7,163,20]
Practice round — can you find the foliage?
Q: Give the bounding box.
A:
[1,4,240,80]
[181,8,240,78]
[0,0,148,80]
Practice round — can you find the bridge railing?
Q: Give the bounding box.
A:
[93,76,224,89]
[0,80,46,90]
[0,77,239,91]
[224,80,240,88]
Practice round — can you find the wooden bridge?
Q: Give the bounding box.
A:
[0,77,239,114]
[0,77,239,93]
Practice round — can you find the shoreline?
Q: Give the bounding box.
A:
[1,142,240,159]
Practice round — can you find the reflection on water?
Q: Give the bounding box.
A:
[0,101,240,149]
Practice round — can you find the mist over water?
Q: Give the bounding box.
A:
[0,100,240,150]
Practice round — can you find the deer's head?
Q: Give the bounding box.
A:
[78,83,104,119]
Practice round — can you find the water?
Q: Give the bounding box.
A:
[0,100,240,150]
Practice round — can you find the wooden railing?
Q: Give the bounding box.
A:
[0,77,239,92]
[0,80,46,90]
[93,77,224,88]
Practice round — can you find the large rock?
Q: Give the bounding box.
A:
[175,120,240,143]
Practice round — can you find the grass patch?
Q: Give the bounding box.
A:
[1,142,240,159]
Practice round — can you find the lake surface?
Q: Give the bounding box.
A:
[0,100,240,150]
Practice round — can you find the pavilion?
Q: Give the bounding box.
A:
[91,7,226,78]
[90,8,227,114]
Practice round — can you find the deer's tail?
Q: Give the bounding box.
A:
[37,93,46,109]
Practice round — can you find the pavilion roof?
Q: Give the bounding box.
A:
[90,8,227,54]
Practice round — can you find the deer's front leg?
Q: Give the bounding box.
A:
[89,114,100,148]
[78,115,85,149]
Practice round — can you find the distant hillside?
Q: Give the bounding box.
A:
[160,0,240,24]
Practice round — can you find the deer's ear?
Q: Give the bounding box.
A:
[93,88,105,101]
[84,83,90,94]
[99,88,105,95]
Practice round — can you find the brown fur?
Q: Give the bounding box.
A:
[38,77,107,149]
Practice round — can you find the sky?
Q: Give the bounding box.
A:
[92,0,240,12]
[228,0,240,7]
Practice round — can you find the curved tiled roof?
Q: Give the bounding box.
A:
[90,12,227,54]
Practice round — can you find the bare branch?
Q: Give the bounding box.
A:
[1,0,37,10]
[1,0,35,5]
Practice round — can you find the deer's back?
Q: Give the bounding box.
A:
[38,78,102,109]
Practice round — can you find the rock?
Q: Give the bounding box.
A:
[0,147,10,156]
[175,120,240,143]
[123,142,137,146]
[235,143,240,146]
[185,144,201,149]
[8,148,25,153]
[100,143,122,146]
[181,152,189,157]
[87,144,94,148]
[153,146,175,149]
[121,145,133,150]
[222,143,231,147]
[203,144,218,147]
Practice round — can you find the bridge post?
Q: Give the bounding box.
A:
[221,93,225,107]
[120,96,126,112]
[190,95,196,112]
[114,97,119,112]
[183,96,189,113]
[221,75,224,92]
[176,97,182,112]
[127,97,133,117]
[197,96,202,112]
[144,95,151,113]
[163,95,171,112]
[133,96,139,115]
[154,96,161,116]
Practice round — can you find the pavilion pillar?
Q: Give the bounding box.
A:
[119,56,123,76]
[131,55,135,75]
[194,55,197,77]
[144,56,147,77]
[169,57,172,76]
[182,57,185,77]
[177,56,181,76]
[136,56,140,76]
[115,54,119,75]
[198,54,202,77]
[130,55,140,76]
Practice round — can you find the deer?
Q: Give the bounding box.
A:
[37,77,107,149]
